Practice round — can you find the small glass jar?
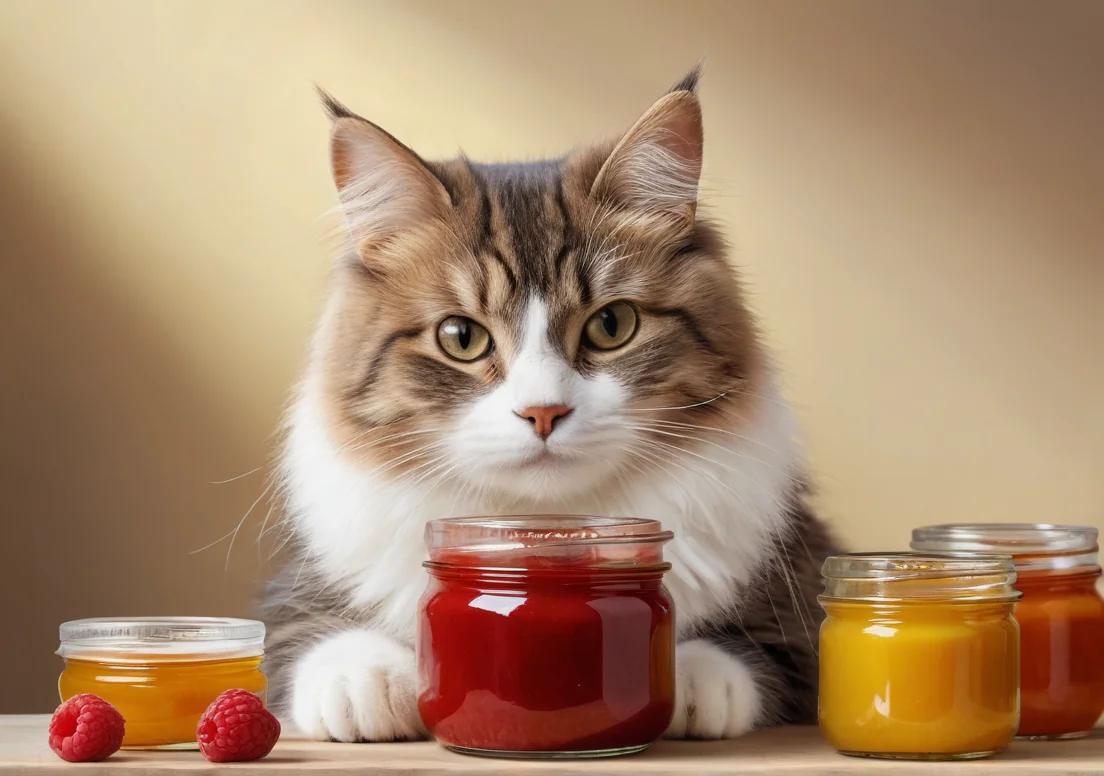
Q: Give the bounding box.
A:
[415,516,675,759]
[912,523,1104,739]
[818,553,1021,760]
[58,617,267,749]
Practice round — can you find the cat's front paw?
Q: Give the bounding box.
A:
[665,639,762,739]
[289,629,424,742]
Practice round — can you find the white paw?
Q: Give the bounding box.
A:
[665,639,761,739]
[289,629,424,742]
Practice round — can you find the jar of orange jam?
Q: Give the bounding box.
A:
[912,523,1104,739]
[818,553,1021,760]
[57,617,267,749]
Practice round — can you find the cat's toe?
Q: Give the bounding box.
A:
[666,639,762,740]
[290,629,424,742]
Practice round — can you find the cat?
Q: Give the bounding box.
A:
[260,67,838,743]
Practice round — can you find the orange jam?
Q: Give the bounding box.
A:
[818,553,1021,760]
[57,617,267,749]
[912,523,1104,739]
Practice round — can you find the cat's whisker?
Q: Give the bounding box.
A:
[632,438,762,521]
[635,434,788,500]
[771,536,815,652]
[188,481,273,559]
[223,483,275,571]
[625,392,730,413]
[623,423,783,475]
[255,500,278,563]
[630,429,796,515]
[339,426,446,457]
[638,418,785,454]
[209,466,263,485]
[362,442,446,478]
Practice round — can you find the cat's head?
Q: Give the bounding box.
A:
[309,69,767,505]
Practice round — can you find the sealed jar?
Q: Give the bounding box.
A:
[416,516,675,758]
[912,523,1104,739]
[819,553,1020,760]
[58,617,267,749]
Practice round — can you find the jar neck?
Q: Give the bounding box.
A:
[821,599,1016,621]
[1016,566,1101,589]
[820,574,1020,603]
[1012,551,1099,574]
[425,562,669,589]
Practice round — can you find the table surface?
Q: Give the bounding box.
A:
[3,715,1103,774]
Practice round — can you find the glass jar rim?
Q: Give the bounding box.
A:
[910,523,1098,555]
[910,523,1099,573]
[822,552,1016,580]
[424,515,672,570]
[58,617,265,661]
[820,552,1020,603]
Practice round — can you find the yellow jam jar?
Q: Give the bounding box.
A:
[818,553,1021,760]
[58,617,267,749]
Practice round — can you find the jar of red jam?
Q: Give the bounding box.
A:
[912,524,1104,739]
[416,516,675,758]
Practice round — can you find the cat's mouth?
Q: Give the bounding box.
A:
[517,449,557,468]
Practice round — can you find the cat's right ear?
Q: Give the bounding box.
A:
[319,89,451,256]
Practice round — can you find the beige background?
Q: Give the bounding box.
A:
[1,0,1101,713]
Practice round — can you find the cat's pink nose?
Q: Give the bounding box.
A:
[516,404,573,440]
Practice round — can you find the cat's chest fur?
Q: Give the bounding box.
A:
[283,374,805,644]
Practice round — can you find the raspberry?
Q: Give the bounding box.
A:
[197,689,280,763]
[48,694,126,762]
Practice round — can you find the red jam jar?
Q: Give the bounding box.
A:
[912,524,1104,739]
[415,516,675,758]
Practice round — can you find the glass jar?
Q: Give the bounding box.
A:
[58,617,267,749]
[415,516,675,759]
[819,553,1021,760]
[912,523,1104,739]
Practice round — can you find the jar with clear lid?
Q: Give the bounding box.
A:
[57,617,267,749]
[818,553,1021,760]
[912,523,1104,739]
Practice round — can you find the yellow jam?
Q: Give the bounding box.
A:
[819,600,1019,759]
[59,655,267,749]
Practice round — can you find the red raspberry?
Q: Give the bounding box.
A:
[48,694,126,762]
[197,689,280,763]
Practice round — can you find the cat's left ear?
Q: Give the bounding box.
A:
[590,72,704,230]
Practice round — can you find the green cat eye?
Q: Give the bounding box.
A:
[437,316,492,361]
[583,301,638,350]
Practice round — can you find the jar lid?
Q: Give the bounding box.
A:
[58,617,265,662]
[424,515,672,570]
[820,552,1020,602]
[910,524,1099,572]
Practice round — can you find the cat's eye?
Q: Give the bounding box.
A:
[437,316,492,361]
[583,301,638,350]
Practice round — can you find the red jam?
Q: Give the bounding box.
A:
[1015,568,1104,737]
[415,517,675,757]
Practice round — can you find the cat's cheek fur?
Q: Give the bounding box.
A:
[666,639,762,740]
[289,629,424,742]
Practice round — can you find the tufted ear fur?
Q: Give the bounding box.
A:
[320,89,451,257]
[589,68,704,231]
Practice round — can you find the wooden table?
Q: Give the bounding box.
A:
[2,715,1102,774]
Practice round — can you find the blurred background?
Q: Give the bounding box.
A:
[1,0,1101,713]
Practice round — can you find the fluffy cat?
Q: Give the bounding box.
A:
[261,68,837,742]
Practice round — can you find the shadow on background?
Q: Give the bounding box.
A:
[0,131,279,713]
